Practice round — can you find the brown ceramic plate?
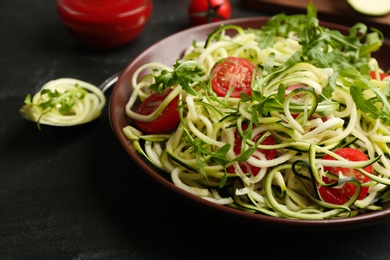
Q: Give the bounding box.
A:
[109,17,390,231]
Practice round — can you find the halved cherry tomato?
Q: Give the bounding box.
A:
[188,0,232,26]
[226,124,277,176]
[210,57,255,98]
[134,89,180,134]
[370,71,389,80]
[318,148,373,205]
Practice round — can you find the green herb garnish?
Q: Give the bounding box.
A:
[23,84,87,129]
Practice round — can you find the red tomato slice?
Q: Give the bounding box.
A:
[134,89,180,134]
[211,57,255,98]
[370,71,389,80]
[318,148,373,205]
[226,124,277,176]
[188,0,232,26]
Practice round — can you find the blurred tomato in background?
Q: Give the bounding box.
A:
[188,0,232,26]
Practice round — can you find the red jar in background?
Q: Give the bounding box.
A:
[57,0,153,49]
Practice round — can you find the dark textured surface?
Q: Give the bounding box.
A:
[1,0,390,259]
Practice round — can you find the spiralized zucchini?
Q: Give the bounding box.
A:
[21,78,106,128]
[123,9,390,219]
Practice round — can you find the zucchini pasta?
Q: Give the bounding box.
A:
[123,7,390,219]
[21,78,106,128]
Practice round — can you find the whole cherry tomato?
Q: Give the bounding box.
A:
[318,148,373,205]
[226,124,277,176]
[134,89,180,134]
[188,0,232,26]
[210,57,255,98]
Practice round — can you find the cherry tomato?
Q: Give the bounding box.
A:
[210,57,255,98]
[318,148,373,205]
[226,124,277,176]
[134,89,180,134]
[188,0,232,26]
[370,71,389,80]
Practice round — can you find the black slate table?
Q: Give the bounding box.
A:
[1,0,390,259]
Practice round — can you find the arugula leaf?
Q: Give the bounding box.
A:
[150,60,206,96]
[340,66,390,123]
[24,84,87,129]
[321,71,337,100]
[350,85,382,119]
[247,3,385,125]
[211,144,232,166]
[248,2,318,49]
[249,3,382,74]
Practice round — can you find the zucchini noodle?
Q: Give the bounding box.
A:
[21,78,106,127]
[123,11,390,219]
